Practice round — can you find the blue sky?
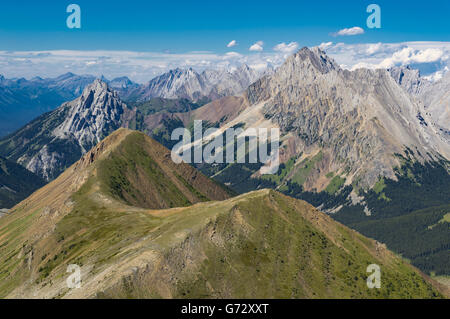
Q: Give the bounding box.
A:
[0,0,449,82]
[0,0,449,52]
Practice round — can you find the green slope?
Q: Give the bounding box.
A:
[0,129,445,298]
[99,190,445,299]
[92,130,233,209]
[201,147,450,277]
[334,157,450,276]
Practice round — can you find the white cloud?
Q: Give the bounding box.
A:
[3,41,449,84]
[319,42,333,50]
[376,47,444,69]
[249,41,264,52]
[227,40,237,48]
[366,43,383,55]
[333,27,365,37]
[273,42,299,54]
[224,51,242,58]
[248,62,269,71]
[0,47,289,83]
[423,70,445,82]
[319,41,450,77]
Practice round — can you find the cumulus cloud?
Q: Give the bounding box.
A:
[273,42,299,54]
[3,41,449,84]
[0,47,288,83]
[333,27,365,37]
[375,47,444,69]
[224,51,242,58]
[366,43,383,55]
[319,42,333,50]
[249,41,264,52]
[320,41,450,80]
[227,40,237,48]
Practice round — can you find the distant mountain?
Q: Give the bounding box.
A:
[123,64,263,103]
[0,80,126,181]
[389,66,449,140]
[103,76,140,97]
[0,65,264,182]
[0,66,261,137]
[0,156,45,209]
[0,73,97,137]
[388,66,430,95]
[0,79,209,184]
[419,72,450,136]
[185,48,449,192]
[0,128,444,299]
[178,47,450,277]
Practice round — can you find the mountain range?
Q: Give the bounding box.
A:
[174,47,450,193]
[134,47,450,278]
[122,64,264,103]
[0,80,126,181]
[0,72,96,137]
[0,129,446,298]
[0,64,263,182]
[389,66,450,139]
[0,47,449,284]
[0,64,263,138]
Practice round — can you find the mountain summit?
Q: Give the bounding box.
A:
[0,80,125,180]
[241,47,450,190]
[124,65,262,102]
[54,79,126,153]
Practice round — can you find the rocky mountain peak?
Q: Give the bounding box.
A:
[238,64,251,72]
[53,80,125,153]
[109,76,134,89]
[246,47,340,105]
[289,46,340,74]
[243,47,450,190]
[56,72,76,81]
[82,78,110,94]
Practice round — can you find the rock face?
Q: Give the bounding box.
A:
[0,64,263,182]
[388,66,429,95]
[419,72,450,135]
[0,209,8,218]
[124,65,262,102]
[0,73,142,137]
[242,47,450,189]
[389,66,449,140]
[54,80,126,153]
[107,76,138,90]
[0,80,126,181]
[0,73,97,137]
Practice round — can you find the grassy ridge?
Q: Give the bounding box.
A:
[100,191,444,299]
[98,132,232,209]
[0,130,446,298]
